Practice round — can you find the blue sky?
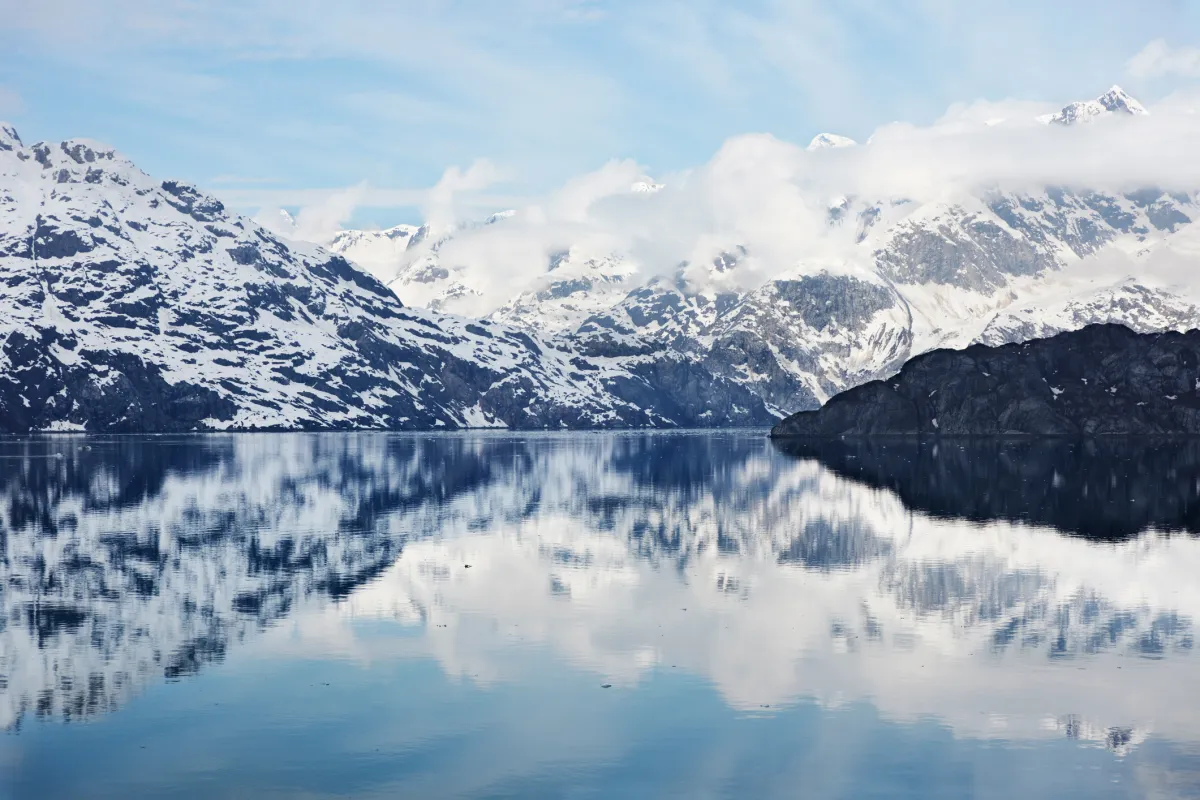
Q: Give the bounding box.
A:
[3,0,1200,227]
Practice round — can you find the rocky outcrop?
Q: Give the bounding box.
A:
[771,324,1200,437]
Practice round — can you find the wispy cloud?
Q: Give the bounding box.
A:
[0,87,23,116]
[343,91,1200,318]
[3,0,1196,222]
[1129,39,1200,79]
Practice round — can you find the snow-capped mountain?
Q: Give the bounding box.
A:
[1037,85,1149,125]
[807,132,857,150]
[4,85,1193,432]
[0,124,776,432]
[324,87,1199,416]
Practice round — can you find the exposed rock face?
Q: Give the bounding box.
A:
[771,324,1200,437]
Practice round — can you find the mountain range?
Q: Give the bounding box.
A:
[319,85,1200,421]
[0,125,772,431]
[2,86,1198,431]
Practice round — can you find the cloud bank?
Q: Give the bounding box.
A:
[1128,39,1200,78]
[270,88,1200,316]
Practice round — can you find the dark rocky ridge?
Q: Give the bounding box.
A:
[771,324,1200,437]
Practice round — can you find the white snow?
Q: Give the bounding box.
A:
[807,133,858,150]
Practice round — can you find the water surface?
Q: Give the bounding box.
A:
[2,432,1199,798]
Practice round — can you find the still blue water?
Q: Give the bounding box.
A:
[1,432,1199,799]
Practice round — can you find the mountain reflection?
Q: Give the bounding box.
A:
[772,437,1200,539]
[2,432,1198,757]
[0,434,532,728]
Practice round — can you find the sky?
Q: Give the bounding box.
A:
[3,0,1200,228]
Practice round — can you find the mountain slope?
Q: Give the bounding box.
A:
[0,125,775,431]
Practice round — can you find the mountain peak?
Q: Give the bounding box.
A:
[807,133,857,151]
[1038,85,1149,126]
[486,209,517,224]
[1097,85,1148,116]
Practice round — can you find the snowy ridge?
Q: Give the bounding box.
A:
[0,125,776,432]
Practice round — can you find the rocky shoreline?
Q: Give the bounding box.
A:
[771,324,1200,437]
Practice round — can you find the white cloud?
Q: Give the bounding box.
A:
[253,183,368,243]
[237,160,524,246]
[934,98,1058,128]
[1128,39,1200,78]
[424,160,506,231]
[0,87,24,116]
[254,85,1200,320]
[337,90,1200,317]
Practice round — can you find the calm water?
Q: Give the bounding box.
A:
[2,432,1200,799]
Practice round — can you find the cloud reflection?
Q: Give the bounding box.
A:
[1,432,1197,758]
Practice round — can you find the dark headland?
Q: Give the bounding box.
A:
[771,324,1200,437]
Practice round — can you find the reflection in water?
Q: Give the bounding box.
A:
[3,433,1200,795]
[772,437,1200,539]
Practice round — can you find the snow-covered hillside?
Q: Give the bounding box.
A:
[0,126,775,431]
[324,87,1200,415]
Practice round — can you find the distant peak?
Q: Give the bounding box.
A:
[1038,85,1149,126]
[1097,85,1148,115]
[807,133,857,151]
[328,222,419,244]
[631,181,664,193]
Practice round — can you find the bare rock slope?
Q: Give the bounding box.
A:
[771,324,1200,436]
